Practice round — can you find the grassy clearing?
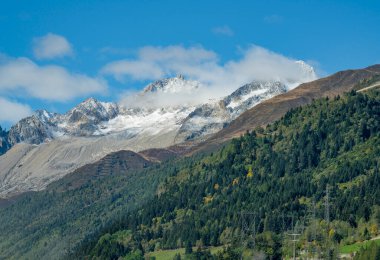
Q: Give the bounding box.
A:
[146,246,225,260]
[147,248,184,260]
[340,237,380,254]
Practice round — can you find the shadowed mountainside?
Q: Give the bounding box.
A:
[48,150,154,192]
[48,147,181,193]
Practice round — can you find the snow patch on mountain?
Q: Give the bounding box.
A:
[94,106,194,135]
[227,88,268,109]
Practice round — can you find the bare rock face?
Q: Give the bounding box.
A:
[66,98,119,124]
[6,98,120,146]
[7,115,52,146]
[60,98,120,136]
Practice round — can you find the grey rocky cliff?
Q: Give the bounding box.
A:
[57,97,119,136]
[7,114,53,146]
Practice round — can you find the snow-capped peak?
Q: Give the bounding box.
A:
[295,60,317,80]
[142,75,200,94]
[34,109,56,123]
[74,97,102,110]
[68,98,118,117]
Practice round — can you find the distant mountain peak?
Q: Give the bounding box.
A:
[34,109,56,122]
[66,98,119,126]
[142,75,200,94]
[75,97,102,109]
[295,60,317,79]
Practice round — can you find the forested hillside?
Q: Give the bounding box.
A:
[70,90,380,259]
[0,150,190,259]
[0,91,378,259]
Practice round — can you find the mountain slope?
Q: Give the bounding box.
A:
[0,148,177,259]
[190,64,380,153]
[0,90,378,259]
[72,90,380,259]
[48,150,153,192]
[0,128,184,198]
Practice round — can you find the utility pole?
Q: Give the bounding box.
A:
[288,232,300,260]
[306,199,317,259]
[325,185,330,226]
[240,211,257,259]
[325,185,331,259]
[288,215,300,260]
[312,199,317,259]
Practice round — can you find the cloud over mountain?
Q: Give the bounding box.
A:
[0,44,317,124]
[102,45,218,81]
[0,97,33,123]
[104,45,317,106]
[0,57,108,101]
[103,45,316,87]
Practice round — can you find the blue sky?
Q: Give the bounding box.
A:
[0,0,379,127]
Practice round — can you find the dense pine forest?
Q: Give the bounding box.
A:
[67,90,380,259]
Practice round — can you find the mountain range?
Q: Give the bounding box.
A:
[0,61,315,198]
[0,64,379,259]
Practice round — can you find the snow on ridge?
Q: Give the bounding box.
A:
[227,88,268,109]
[142,75,201,94]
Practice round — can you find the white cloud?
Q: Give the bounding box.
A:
[102,45,218,81]
[212,26,234,36]
[0,97,33,123]
[33,33,73,59]
[120,85,224,109]
[103,45,317,106]
[0,57,108,101]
